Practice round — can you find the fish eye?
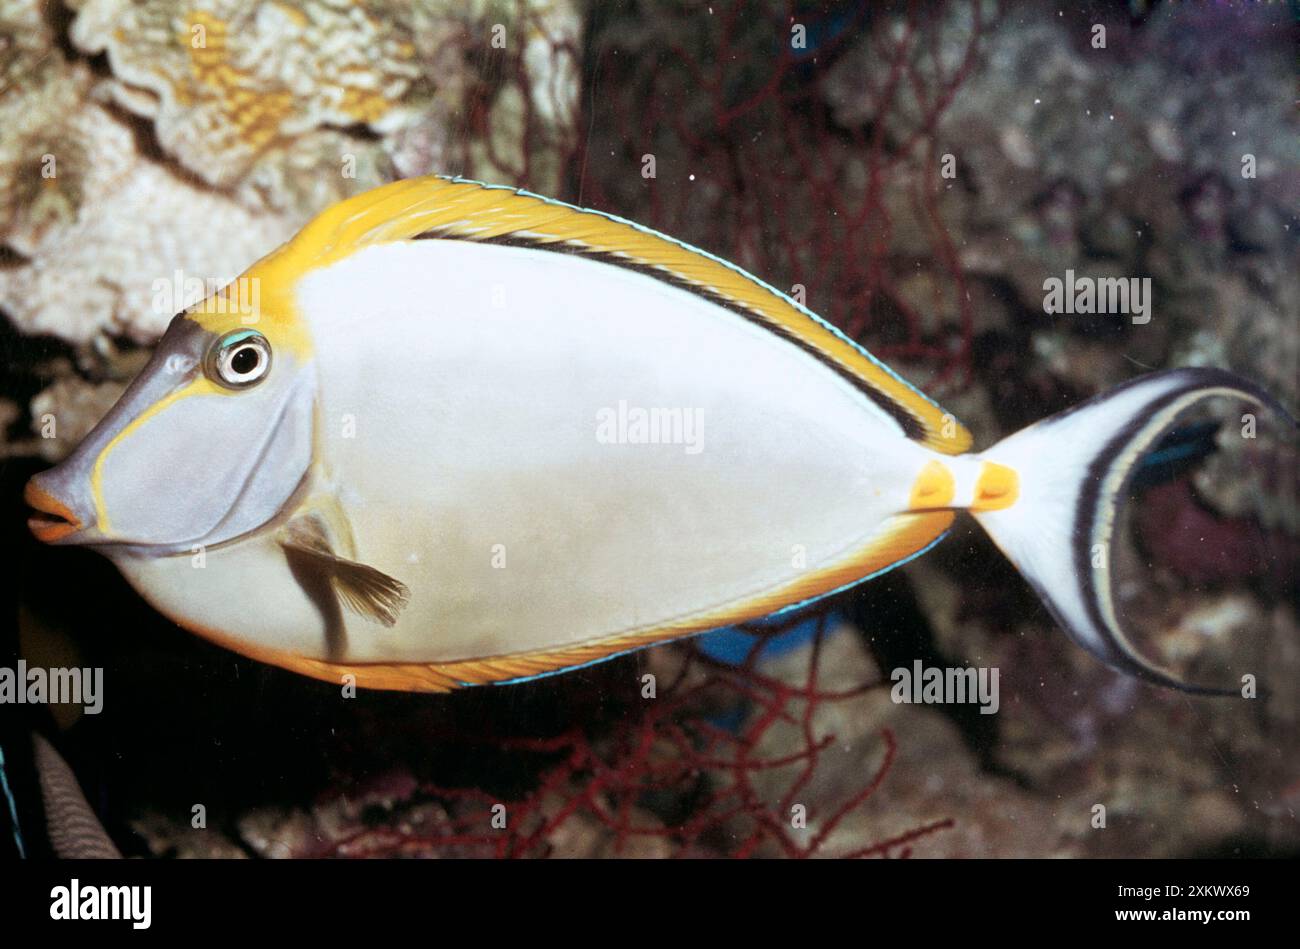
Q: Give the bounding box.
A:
[208,331,272,389]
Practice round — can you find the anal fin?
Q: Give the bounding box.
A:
[245,510,953,692]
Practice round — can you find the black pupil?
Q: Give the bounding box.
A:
[230,346,260,375]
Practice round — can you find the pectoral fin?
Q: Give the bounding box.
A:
[278,515,410,627]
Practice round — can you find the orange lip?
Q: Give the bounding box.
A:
[25,479,82,543]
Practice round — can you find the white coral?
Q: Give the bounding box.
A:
[0,100,296,344]
[1,0,580,346]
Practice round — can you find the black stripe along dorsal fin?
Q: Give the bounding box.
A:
[260,175,973,454]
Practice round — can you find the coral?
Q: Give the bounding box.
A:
[0,95,297,344]
[0,0,91,242]
[27,373,125,462]
[0,0,581,346]
[69,0,582,211]
[131,812,248,859]
[69,0,422,207]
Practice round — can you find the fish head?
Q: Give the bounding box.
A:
[26,303,316,554]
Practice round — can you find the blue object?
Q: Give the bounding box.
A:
[1130,420,1220,489]
[0,744,24,859]
[695,610,838,665]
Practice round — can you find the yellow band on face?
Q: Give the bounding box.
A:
[909,459,955,510]
[971,461,1019,511]
[187,260,314,362]
[90,376,224,531]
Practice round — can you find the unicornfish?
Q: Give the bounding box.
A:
[24,176,1293,692]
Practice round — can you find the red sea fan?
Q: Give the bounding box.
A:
[320,613,953,859]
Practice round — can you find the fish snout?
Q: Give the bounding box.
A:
[25,474,88,544]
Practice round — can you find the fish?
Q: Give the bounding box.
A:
[34,732,121,859]
[24,176,1293,693]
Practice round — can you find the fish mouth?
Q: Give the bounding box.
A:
[25,479,83,543]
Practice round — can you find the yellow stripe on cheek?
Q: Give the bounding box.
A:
[91,377,225,531]
[971,461,1019,511]
[909,460,955,510]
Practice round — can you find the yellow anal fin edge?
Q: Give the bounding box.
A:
[245,175,972,455]
[182,511,954,692]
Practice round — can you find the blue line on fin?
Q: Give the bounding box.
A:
[0,745,25,859]
[767,528,950,619]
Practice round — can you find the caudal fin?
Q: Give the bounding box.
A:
[973,368,1294,694]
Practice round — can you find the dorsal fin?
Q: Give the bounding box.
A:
[261,175,972,453]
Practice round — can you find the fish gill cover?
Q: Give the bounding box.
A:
[0,0,1296,859]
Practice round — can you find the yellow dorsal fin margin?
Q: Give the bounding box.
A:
[258,175,972,454]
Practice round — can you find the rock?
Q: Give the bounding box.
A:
[0,0,581,345]
[28,376,126,461]
[131,811,248,859]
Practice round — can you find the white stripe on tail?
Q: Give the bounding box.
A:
[971,368,1294,694]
